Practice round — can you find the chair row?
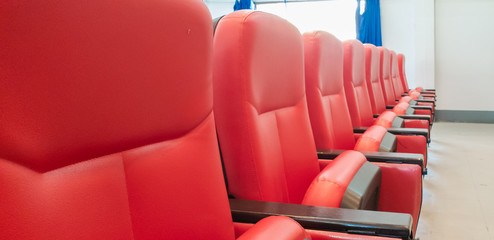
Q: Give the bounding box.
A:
[1,1,430,239]
[213,9,435,238]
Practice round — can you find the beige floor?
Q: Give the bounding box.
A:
[416,122,494,240]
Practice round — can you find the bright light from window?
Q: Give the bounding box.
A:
[256,0,357,41]
[359,0,366,15]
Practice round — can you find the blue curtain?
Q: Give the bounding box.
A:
[234,0,254,11]
[356,0,382,46]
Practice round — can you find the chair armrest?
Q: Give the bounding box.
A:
[386,127,428,139]
[316,149,425,173]
[397,114,431,122]
[414,99,435,105]
[353,126,427,139]
[405,89,435,93]
[420,91,436,95]
[230,198,413,240]
[385,105,395,109]
[410,105,433,111]
[399,115,432,132]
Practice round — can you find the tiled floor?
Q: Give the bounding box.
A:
[416,122,494,240]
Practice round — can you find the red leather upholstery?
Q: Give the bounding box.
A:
[304,31,356,150]
[390,51,405,100]
[364,44,387,115]
[396,135,428,166]
[343,40,376,128]
[378,47,397,106]
[409,90,421,100]
[302,151,367,207]
[374,163,422,234]
[354,125,389,152]
[0,1,329,239]
[235,223,397,240]
[300,32,422,234]
[214,11,321,204]
[374,110,399,128]
[378,48,433,120]
[236,216,311,240]
[0,0,238,238]
[342,41,428,164]
[362,44,430,131]
[363,45,430,132]
[393,52,432,100]
[397,53,411,92]
[393,53,435,111]
[304,32,427,152]
[399,96,413,103]
[308,230,397,240]
[345,42,427,128]
[393,102,412,115]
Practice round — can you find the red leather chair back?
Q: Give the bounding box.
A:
[364,44,387,115]
[398,53,410,91]
[378,47,397,105]
[0,0,236,239]
[390,51,404,98]
[304,31,356,150]
[214,11,320,204]
[343,40,375,127]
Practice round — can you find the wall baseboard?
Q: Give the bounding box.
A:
[435,110,494,123]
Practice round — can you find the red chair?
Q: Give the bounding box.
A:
[213,11,422,235]
[378,47,434,120]
[391,51,436,123]
[303,32,422,234]
[397,53,436,97]
[305,32,426,165]
[364,44,433,140]
[0,1,371,239]
[364,44,431,130]
[391,51,435,104]
[342,40,428,165]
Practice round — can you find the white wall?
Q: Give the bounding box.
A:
[204,0,235,19]
[380,0,435,91]
[435,0,494,111]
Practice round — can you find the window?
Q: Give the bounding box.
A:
[256,0,357,40]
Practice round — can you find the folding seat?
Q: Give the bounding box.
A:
[397,53,436,97]
[213,10,422,236]
[363,44,433,137]
[0,1,398,239]
[378,47,434,120]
